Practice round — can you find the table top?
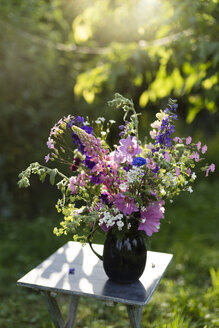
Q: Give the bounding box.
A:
[17,241,173,306]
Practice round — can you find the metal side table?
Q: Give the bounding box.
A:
[17,241,173,328]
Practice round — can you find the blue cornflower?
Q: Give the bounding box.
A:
[133,157,147,167]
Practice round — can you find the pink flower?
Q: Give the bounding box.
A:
[76,173,86,187]
[206,163,215,177]
[175,168,180,177]
[118,136,142,164]
[45,154,50,163]
[196,141,201,150]
[114,193,138,216]
[47,137,55,149]
[186,168,191,176]
[186,136,192,145]
[202,145,207,154]
[173,137,183,143]
[164,151,170,162]
[190,151,200,162]
[138,201,165,237]
[100,222,113,232]
[69,177,77,194]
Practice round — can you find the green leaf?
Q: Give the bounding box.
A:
[40,172,47,183]
[49,169,57,186]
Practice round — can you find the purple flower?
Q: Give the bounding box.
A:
[114,193,138,216]
[202,145,207,154]
[186,136,192,145]
[100,193,111,206]
[82,125,93,135]
[69,268,75,274]
[164,151,170,162]
[118,136,142,163]
[152,165,159,173]
[186,168,191,176]
[76,116,85,124]
[138,201,164,237]
[132,157,146,167]
[84,157,96,169]
[175,168,180,177]
[190,151,200,162]
[196,141,201,150]
[123,164,132,171]
[90,174,102,184]
[173,137,183,143]
[45,154,50,163]
[100,222,114,232]
[47,137,55,149]
[206,163,215,177]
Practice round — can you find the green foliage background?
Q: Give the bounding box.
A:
[0,1,219,326]
[0,0,218,219]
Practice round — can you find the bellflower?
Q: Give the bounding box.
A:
[18,94,215,244]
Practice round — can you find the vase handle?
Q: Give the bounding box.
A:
[88,235,103,261]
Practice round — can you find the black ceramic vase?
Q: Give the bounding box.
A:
[103,230,147,284]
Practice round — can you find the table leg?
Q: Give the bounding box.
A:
[42,291,65,328]
[126,304,142,328]
[65,295,79,328]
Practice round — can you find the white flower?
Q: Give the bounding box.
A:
[117,221,124,231]
[187,186,193,193]
[160,188,166,196]
[150,120,160,129]
[126,167,143,184]
[109,120,116,124]
[127,223,131,230]
[100,131,106,136]
[119,182,128,191]
[149,129,157,139]
[191,172,197,180]
[160,206,165,213]
[97,117,105,122]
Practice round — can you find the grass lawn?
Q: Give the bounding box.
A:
[0,180,219,327]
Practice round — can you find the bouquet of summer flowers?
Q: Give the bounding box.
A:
[18,94,215,244]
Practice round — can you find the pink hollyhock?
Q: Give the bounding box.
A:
[186,136,192,145]
[206,163,215,177]
[118,135,142,164]
[138,201,165,237]
[190,151,200,162]
[114,193,138,216]
[202,145,207,154]
[69,177,77,194]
